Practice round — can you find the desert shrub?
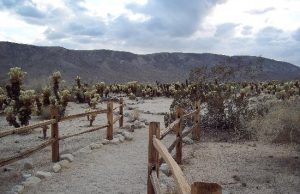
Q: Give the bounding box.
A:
[130,109,140,121]
[250,99,300,144]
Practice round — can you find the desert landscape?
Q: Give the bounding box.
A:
[1,0,300,194]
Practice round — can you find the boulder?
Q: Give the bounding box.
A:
[89,143,103,150]
[60,154,74,162]
[36,171,52,179]
[52,163,61,173]
[122,131,133,141]
[22,176,41,187]
[58,160,71,168]
[23,161,34,170]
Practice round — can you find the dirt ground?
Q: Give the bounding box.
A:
[0,97,299,194]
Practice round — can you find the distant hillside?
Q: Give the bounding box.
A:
[0,41,299,87]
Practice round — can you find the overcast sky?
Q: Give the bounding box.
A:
[0,0,300,65]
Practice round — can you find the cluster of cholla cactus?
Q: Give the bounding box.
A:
[3,67,32,127]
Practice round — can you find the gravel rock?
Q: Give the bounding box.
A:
[110,138,121,145]
[183,137,194,145]
[12,185,24,194]
[23,161,34,170]
[60,154,74,162]
[124,113,130,117]
[58,160,71,168]
[36,171,52,179]
[90,143,103,150]
[102,139,110,145]
[22,173,32,179]
[122,131,133,141]
[52,163,61,173]
[22,176,41,187]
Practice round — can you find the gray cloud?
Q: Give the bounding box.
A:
[292,28,300,41]
[256,26,284,44]
[241,26,253,36]
[247,7,275,15]
[126,0,226,37]
[214,23,239,38]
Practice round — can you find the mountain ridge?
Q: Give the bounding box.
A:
[0,41,299,87]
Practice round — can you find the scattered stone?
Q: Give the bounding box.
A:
[118,135,125,142]
[90,143,103,150]
[145,121,149,125]
[110,138,120,145]
[102,139,110,145]
[183,137,194,145]
[268,155,274,158]
[12,185,24,194]
[60,154,74,162]
[76,146,92,154]
[52,163,61,173]
[160,163,171,176]
[14,140,19,143]
[22,173,32,179]
[121,124,131,130]
[36,171,52,179]
[58,160,71,168]
[23,161,34,170]
[22,176,41,187]
[242,182,247,187]
[132,121,145,129]
[122,131,133,141]
[124,113,129,117]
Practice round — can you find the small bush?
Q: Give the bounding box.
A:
[250,99,300,144]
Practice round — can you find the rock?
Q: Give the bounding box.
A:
[12,185,24,194]
[232,175,241,182]
[242,182,247,187]
[110,138,120,145]
[160,163,171,176]
[122,131,133,141]
[133,121,145,129]
[90,143,103,150]
[52,163,61,173]
[36,171,52,179]
[183,137,194,145]
[58,160,71,168]
[23,161,34,170]
[76,146,92,154]
[121,124,131,130]
[22,176,41,187]
[124,113,130,117]
[102,139,110,145]
[22,173,32,179]
[145,121,149,125]
[118,135,125,142]
[14,140,19,143]
[60,154,74,162]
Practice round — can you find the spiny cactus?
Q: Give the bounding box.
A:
[50,71,62,101]
[18,90,35,126]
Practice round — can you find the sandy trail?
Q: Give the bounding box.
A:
[22,97,172,194]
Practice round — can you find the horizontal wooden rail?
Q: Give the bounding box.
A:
[0,138,55,167]
[0,119,56,138]
[153,137,191,194]
[113,105,122,111]
[150,170,162,194]
[183,110,197,118]
[112,115,122,124]
[59,124,108,141]
[167,125,195,154]
[160,118,180,140]
[60,109,107,121]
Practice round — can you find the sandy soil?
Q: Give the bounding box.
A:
[0,97,299,194]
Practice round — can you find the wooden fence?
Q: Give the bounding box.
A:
[0,98,124,167]
[147,101,222,194]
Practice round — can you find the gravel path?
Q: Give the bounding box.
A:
[22,97,173,194]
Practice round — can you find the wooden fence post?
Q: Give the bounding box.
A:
[107,100,113,140]
[191,182,222,194]
[176,106,183,164]
[50,105,60,162]
[147,122,160,194]
[119,98,124,128]
[192,100,201,141]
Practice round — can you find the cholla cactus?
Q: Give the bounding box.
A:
[75,75,82,89]
[18,90,35,126]
[42,87,51,106]
[60,89,71,107]
[4,103,20,128]
[50,71,62,101]
[8,67,27,84]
